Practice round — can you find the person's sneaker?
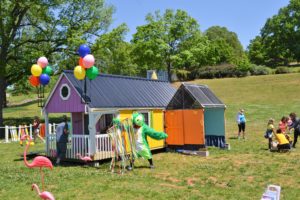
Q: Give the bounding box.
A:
[150,165,155,169]
[126,166,133,171]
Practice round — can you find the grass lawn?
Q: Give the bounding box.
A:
[2,73,300,199]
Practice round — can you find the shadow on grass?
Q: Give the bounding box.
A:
[229,136,239,140]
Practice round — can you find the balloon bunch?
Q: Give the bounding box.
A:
[29,57,53,87]
[74,44,99,80]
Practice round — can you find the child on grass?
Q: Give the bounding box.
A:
[265,119,275,150]
[274,128,291,151]
[278,116,288,134]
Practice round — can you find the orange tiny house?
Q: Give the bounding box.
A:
[165,83,226,150]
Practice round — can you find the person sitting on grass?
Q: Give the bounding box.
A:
[274,128,291,152]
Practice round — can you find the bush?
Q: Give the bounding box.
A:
[275,67,290,74]
[190,64,250,79]
[3,117,66,126]
[173,69,191,81]
[249,65,272,76]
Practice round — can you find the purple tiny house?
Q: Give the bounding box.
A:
[43,70,176,162]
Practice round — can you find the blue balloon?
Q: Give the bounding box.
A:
[78,44,91,57]
[39,74,50,85]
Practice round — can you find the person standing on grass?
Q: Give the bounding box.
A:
[278,116,289,134]
[289,112,300,148]
[32,116,45,143]
[265,118,275,150]
[237,109,246,139]
[56,115,69,165]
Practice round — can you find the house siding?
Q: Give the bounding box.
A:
[45,76,85,113]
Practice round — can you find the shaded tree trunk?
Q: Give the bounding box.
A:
[167,62,172,82]
[3,88,7,108]
[0,77,4,138]
[0,45,8,138]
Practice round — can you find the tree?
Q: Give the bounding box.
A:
[247,36,267,65]
[249,0,300,66]
[93,24,137,76]
[0,0,114,137]
[205,26,246,65]
[131,9,201,79]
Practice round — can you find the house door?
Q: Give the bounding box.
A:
[165,110,184,145]
[183,109,204,145]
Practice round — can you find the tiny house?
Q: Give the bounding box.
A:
[43,70,176,161]
[165,83,226,149]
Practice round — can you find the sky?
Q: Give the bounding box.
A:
[105,0,290,49]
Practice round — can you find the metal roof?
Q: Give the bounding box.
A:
[64,70,176,108]
[166,83,225,109]
[183,83,225,108]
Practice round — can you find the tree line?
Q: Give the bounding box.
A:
[0,0,298,135]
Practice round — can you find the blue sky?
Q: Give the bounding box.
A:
[105,0,290,49]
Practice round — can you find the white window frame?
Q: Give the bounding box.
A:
[60,84,71,100]
[139,110,151,127]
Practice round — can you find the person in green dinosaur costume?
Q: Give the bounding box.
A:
[131,112,168,169]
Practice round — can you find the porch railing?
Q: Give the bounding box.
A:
[47,133,112,160]
[95,134,112,159]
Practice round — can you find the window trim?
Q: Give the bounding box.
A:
[139,110,151,127]
[60,84,71,100]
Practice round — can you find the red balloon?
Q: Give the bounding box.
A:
[29,76,40,87]
[79,57,84,67]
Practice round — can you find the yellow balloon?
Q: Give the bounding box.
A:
[31,64,42,77]
[74,65,86,80]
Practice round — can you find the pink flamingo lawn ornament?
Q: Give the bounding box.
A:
[23,135,53,191]
[32,184,55,200]
[76,153,92,162]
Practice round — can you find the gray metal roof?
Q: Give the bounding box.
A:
[64,70,176,108]
[183,83,225,108]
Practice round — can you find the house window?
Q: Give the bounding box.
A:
[96,114,114,134]
[60,84,71,100]
[140,111,151,127]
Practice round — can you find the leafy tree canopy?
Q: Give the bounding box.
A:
[0,0,114,135]
[249,0,300,66]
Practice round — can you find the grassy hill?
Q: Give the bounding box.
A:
[2,73,300,199]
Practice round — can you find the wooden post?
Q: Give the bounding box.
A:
[29,124,32,139]
[88,110,97,156]
[44,110,49,156]
[5,125,9,143]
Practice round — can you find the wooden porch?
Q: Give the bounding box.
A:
[46,133,113,161]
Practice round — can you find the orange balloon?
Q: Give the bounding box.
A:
[79,57,84,67]
[29,75,40,87]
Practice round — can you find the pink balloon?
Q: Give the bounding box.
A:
[37,57,48,68]
[83,54,95,69]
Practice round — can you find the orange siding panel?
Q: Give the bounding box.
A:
[165,110,184,145]
[183,109,205,145]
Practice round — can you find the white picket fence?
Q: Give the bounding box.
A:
[0,124,57,143]
[1,124,113,161]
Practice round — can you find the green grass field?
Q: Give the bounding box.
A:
[2,73,300,199]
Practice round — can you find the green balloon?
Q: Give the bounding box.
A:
[86,66,99,80]
[42,66,53,76]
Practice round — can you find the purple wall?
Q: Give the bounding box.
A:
[45,76,85,113]
[72,112,83,135]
